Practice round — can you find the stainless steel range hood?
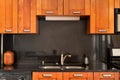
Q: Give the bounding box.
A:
[45,16,80,21]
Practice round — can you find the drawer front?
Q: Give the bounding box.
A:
[69,72,88,78]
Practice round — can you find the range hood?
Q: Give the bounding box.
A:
[45,16,80,21]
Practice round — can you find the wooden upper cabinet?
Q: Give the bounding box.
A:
[18,0,37,33]
[64,0,90,16]
[32,72,62,80]
[94,72,119,80]
[0,0,17,33]
[37,0,63,15]
[63,72,93,80]
[115,0,120,8]
[90,0,114,34]
[37,0,90,16]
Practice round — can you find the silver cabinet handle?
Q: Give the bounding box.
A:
[5,29,12,32]
[73,12,81,14]
[43,74,52,77]
[98,30,107,32]
[23,29,30,32]
[102,74,112,77]
[46,11,54,14]
[73,74,83,77]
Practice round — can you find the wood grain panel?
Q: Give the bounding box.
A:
[37,0,42,15]
[90,0,96,33]
[5,0,13,33]
[12,0,18,33]
[18,0,37,33]
[63,72,93,80]
[115,0,120,8]
[90,0,115,34]
[31,0,37,33]
[33,72,62,80]
[41,0,57,10]
[37,0,63,15]
[85,0,90,15]
[109,0,114,34]
[18,0,24,33]
[23,0,31,32]
[0,0,5,33]
[94,72,119,80]
[69,0,84,10]
[33,72,39,80]
[95,0,109,31]
[64,0,85,15]
[57,0,63,15]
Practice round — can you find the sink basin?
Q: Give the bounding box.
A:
[39,65,84,70]
[39,66,61,69]
[64,66,84,69]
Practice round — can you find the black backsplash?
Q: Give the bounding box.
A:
[14,18,92,54]
[3,18,93,66]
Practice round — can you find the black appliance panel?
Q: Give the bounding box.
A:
[0,72,31,80]
[114,8,120,33]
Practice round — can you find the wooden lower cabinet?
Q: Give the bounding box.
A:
[94,72,119,80]
[32,72,119,80]
[33,72,93,80]
[32,72,62,80]
[63,72,93,80]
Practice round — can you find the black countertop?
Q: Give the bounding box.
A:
[0,64,120,72]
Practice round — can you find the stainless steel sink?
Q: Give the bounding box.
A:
[64,66,84,69]
[39,66,61,69]
[39,66,84,70]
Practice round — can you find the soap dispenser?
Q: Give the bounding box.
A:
[84,54,89,70]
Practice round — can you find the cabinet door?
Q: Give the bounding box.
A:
[115,0,120,8]
[63,72,93,80]
[90,0,114,34]
[64,0,90,16]
[18,0,37,33]
[0,0,17,33]
[94,72,119,80]
[37,0,63,15]
[32,72,62,80]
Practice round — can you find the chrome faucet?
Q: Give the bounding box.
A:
[60,51,71,66]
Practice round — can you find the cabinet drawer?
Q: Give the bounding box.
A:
[68,72,88,78]
[38,72,61,78]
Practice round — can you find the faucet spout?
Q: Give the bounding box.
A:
[60,51,71,66]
